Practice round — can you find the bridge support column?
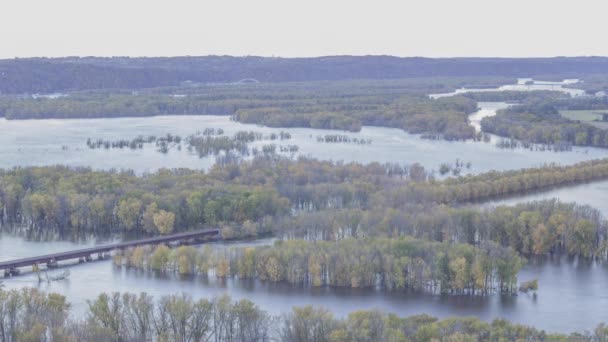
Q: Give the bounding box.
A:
[85,255,93,262]
[3,269,10,277]
[78,257,85,264]
[47,259,58,269]
[9,268,19,276]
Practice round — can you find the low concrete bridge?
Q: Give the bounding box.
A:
[0,229,219,276]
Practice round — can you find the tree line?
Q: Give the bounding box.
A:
[481,98,608,148]
[119,237,524,295]
[2,287,608,341]
[2,157,608,251]
[274,200,607,259]
[0,56,534,94]
[0,78,479,141]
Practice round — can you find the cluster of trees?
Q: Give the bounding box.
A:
[275,200,606,258]
[409,158,608,204]
[233,94,478,139]
[81,128,296,158]
[481,99,608,148]
[0,163,290,237]
[2,156,608,246]
[2,287,608,341]
[316,135,372,144]
[563,74,608,95]
[0,288,271,342]
[185,130,291,158]
[122,237,524,295]
[0,94,257,119]
[86,133,182,152]
[0,287,71,342]
[553,96,608,111]
[438,159,471,176]
[0,79,480,141]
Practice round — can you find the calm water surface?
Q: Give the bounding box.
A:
[487,180,608,218]
[0,112,606,176]
[0,234,605,334]
[430,78,585,99]
[1,78,599,175]
[2,78,607,334]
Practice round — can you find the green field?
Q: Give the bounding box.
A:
[560,110,608,129]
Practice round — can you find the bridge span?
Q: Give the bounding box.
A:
[0,229,219,276]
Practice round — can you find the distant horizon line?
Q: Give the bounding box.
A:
[3,54,608,60]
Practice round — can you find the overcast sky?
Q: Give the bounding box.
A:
[2,0,607,58]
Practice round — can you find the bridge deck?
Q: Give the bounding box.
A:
[0,229,219,270]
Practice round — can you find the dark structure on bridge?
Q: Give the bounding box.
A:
[1,229,219,277]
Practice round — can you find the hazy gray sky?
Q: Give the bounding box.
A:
[2,0,607,58]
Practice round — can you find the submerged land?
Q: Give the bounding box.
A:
[2,56,608,340]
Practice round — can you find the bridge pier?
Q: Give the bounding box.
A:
[47,259,58,269]
[4,268,20,276]
[85,255,93,262]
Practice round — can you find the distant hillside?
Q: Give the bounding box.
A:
[2,56,608,94]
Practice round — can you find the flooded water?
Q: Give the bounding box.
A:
[486,180,608,218]
[0,234,605,334]
[430,78,586,99]
[2,77,607,334]
[468,102,510,133]
[0,113,606,176]
[0,78,599,177]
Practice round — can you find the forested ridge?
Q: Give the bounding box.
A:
[3,56,608,94]
[4,287,607,341]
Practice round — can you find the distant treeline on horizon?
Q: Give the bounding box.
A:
[2,55,608,94]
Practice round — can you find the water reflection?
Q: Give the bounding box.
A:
[0,114,606,177]
[1,233,607,333]
[487,180,608,218]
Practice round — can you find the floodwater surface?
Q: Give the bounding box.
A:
[2,78,607,334]
[0,112,606,176]
[0,234,605,334]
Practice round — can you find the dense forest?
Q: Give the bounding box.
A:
[2,157,608,258]
[119,237,525,295]
[565,74,608,95]
[276,200,606,258]
[1,287,607,341]
[4,56,608,94]
[481,96,608,148]
[0,79,479,139]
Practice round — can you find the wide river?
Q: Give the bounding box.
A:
[0,110,606,176]
[2,78,608,334]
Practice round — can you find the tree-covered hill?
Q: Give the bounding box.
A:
[2,56,608,94]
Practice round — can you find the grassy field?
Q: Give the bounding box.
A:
[560,110,608,129]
